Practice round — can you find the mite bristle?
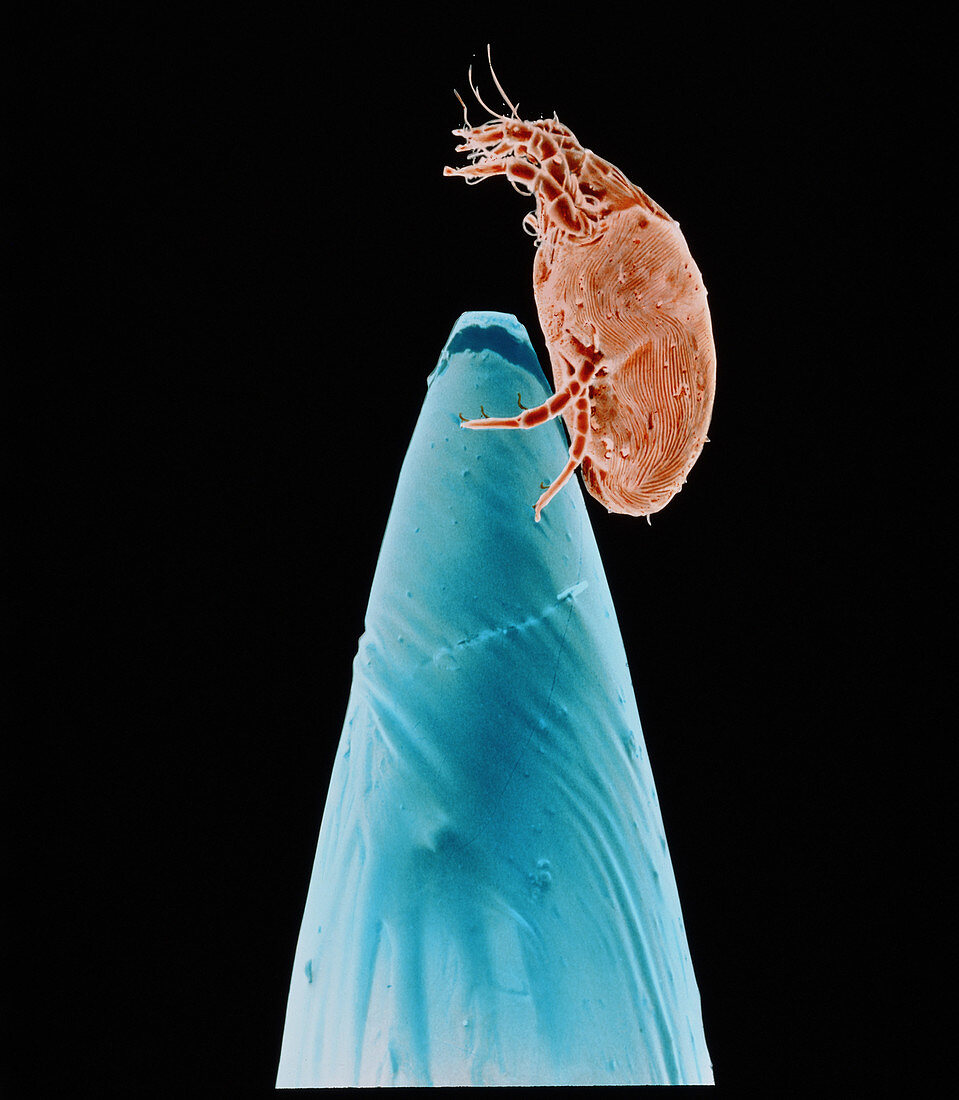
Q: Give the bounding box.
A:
[486,44,519,119]
[453,88,471,129]
[467,61,504,122]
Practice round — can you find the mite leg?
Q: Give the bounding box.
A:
[461,352,597,430]
[503,159,590,236]
[461,386,572,430]
[442,160,507,181]
[533,394,591,522]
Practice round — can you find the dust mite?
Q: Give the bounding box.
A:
[445,50,716,523]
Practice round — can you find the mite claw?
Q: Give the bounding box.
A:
[517,393,527,410]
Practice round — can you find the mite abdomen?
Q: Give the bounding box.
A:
[536,208,715,517]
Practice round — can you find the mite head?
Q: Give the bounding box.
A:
[443,51,624,242]
[445,114,594,241]
[448,116,577,170]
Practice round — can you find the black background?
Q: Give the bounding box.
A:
[16,5,943,1093]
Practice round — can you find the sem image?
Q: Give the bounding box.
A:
[276,51,715,1087]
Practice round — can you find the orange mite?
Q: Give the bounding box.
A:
[445,52,716,523]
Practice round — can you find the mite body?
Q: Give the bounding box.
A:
[445,66,716,522]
